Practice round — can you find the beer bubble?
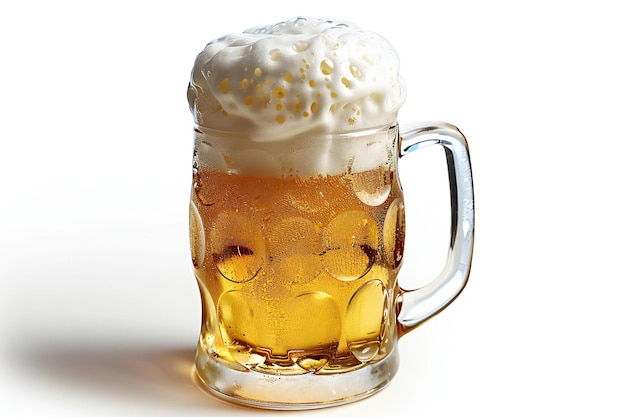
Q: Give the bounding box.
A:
[345,279,386,361]
[189,201,206,267]
[320,59,334,75]
[349,64,363,80]
[322,210,378,281]
[269,48,281,61]
[292,40,309,52]
[210,211,266,283]
[383,198,405,269]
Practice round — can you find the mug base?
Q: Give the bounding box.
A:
[193,348,400,410]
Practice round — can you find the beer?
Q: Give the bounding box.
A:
[185,17,474,408]
[190,163,406,375]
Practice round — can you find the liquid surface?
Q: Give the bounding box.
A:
[190,167,406,375]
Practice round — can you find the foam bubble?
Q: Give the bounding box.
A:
[188,17,405,141]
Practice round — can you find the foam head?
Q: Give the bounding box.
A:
[188,17,406,141]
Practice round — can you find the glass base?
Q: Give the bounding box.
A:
[193,348,399,410]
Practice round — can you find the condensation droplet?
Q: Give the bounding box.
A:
[349,340,382,363]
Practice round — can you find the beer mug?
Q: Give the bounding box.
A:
[187,18,474,409]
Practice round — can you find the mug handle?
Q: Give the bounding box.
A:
[396,121,475,335]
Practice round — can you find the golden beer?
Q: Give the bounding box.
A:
[190,132,406,376]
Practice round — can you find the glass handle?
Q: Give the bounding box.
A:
[396,122,475,335]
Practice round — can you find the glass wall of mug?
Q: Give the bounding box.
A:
[189,124,406,407]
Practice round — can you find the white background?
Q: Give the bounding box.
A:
[1,1,625,415]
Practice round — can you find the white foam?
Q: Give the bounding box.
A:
[194,126,397,178]
[188,17,405,141]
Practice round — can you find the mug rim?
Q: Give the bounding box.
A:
[193,121,398,141]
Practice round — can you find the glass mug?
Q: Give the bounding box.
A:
[188,121,474,409]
